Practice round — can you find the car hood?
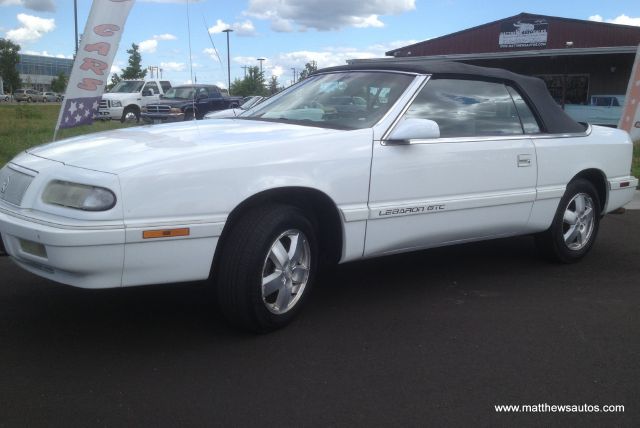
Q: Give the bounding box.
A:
[27,119,342,174]
[102,92,138,100]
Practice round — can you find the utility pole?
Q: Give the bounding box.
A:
[222,28,233,93]
[257,58,266,76]
[241,65,248,78]
[291,67,297,84]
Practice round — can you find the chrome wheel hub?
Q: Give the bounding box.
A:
[562,193,595,251]
[261,229,311,315]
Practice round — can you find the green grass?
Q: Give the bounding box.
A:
[0,104,138,166]
[633,142,640,182]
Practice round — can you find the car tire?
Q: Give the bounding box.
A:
[216,204,318,333]
[121,106,139,123]
[27,97,32,103]
[535,178,600,263]
[184,110,194,121]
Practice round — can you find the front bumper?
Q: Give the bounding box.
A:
[0,208,125,288]
[0,207,223,289]
[141,112,185,124]
[96,107,124,120]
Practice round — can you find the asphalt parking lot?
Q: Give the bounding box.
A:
[0,210,639,427]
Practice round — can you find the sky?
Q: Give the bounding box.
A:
[0,0,639,88]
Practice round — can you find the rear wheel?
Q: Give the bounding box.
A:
[535,178,600,263]
[216,204,317,332]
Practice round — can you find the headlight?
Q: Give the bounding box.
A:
[111,100,122,107]
[170,108,182,113]
[42,180,116,211]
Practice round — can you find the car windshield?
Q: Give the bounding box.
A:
[163,87,196,99]
[240,96,263,110]
[241,71,414,130]
[109,81,145,93]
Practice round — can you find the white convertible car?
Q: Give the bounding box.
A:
[0,62,637,331]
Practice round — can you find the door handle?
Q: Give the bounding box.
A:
[517,154,533,167]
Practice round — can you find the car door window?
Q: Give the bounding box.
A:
[404,79,524,137]
[197,87,209,98]
[143,82,159,95]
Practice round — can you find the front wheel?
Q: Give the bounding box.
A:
[535,178,600,263]
[121,106,140,123]
[216,204,318,332]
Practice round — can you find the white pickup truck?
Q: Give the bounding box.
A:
[97,79,171,122]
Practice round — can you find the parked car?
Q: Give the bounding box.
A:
[142,84,243,123]
[97,79,172,122]
[0,62,637,332]
[42,92,61,102]
[1,93,11,102]
[564,95,625,127]
[13,89,44,102]
[204,95,265,119]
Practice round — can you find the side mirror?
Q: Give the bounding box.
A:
[385,118,440,144]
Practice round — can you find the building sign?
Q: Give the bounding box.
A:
[54,0,135,135]
[499,19,548,48]
[619,44,640,142]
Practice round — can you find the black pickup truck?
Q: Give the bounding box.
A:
[141,84,243,123]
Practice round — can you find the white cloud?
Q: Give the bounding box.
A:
[203,47,221,61]
[0,0,55,12]
[138,33,177,54]
[23,49,70,58]
[208,19,257,37]
[588,14,640,26]
[5,13,55,43]
[246,0,415,31]
[138,39,158,53]
[271,65,284,77]
[153,33,177,41]
[160,61,186,72]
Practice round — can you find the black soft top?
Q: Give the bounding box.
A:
[315,61,585,134]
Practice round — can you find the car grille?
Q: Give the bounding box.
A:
[99,99,109,109]
[146,105,172,114]
[0,165,36,207]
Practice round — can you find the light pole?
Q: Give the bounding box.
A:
[222,29,233,94]
[257,57,266,76]
[74,0,79,55]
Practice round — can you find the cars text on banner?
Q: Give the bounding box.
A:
[54,0,135,135]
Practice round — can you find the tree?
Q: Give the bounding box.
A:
[230,66,267,97]
[268,75,281,95]
[107,73,121,91]
[0,38,22,93]
[298,61,318,81]
[120,43,147,80]
[50,71,68,93]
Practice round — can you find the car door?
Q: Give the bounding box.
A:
[141,81,161,104]
[365,78,540,256]
[196,87,211,116]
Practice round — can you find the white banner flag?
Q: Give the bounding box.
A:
[619,44,640,142]
[55,0,135,133]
